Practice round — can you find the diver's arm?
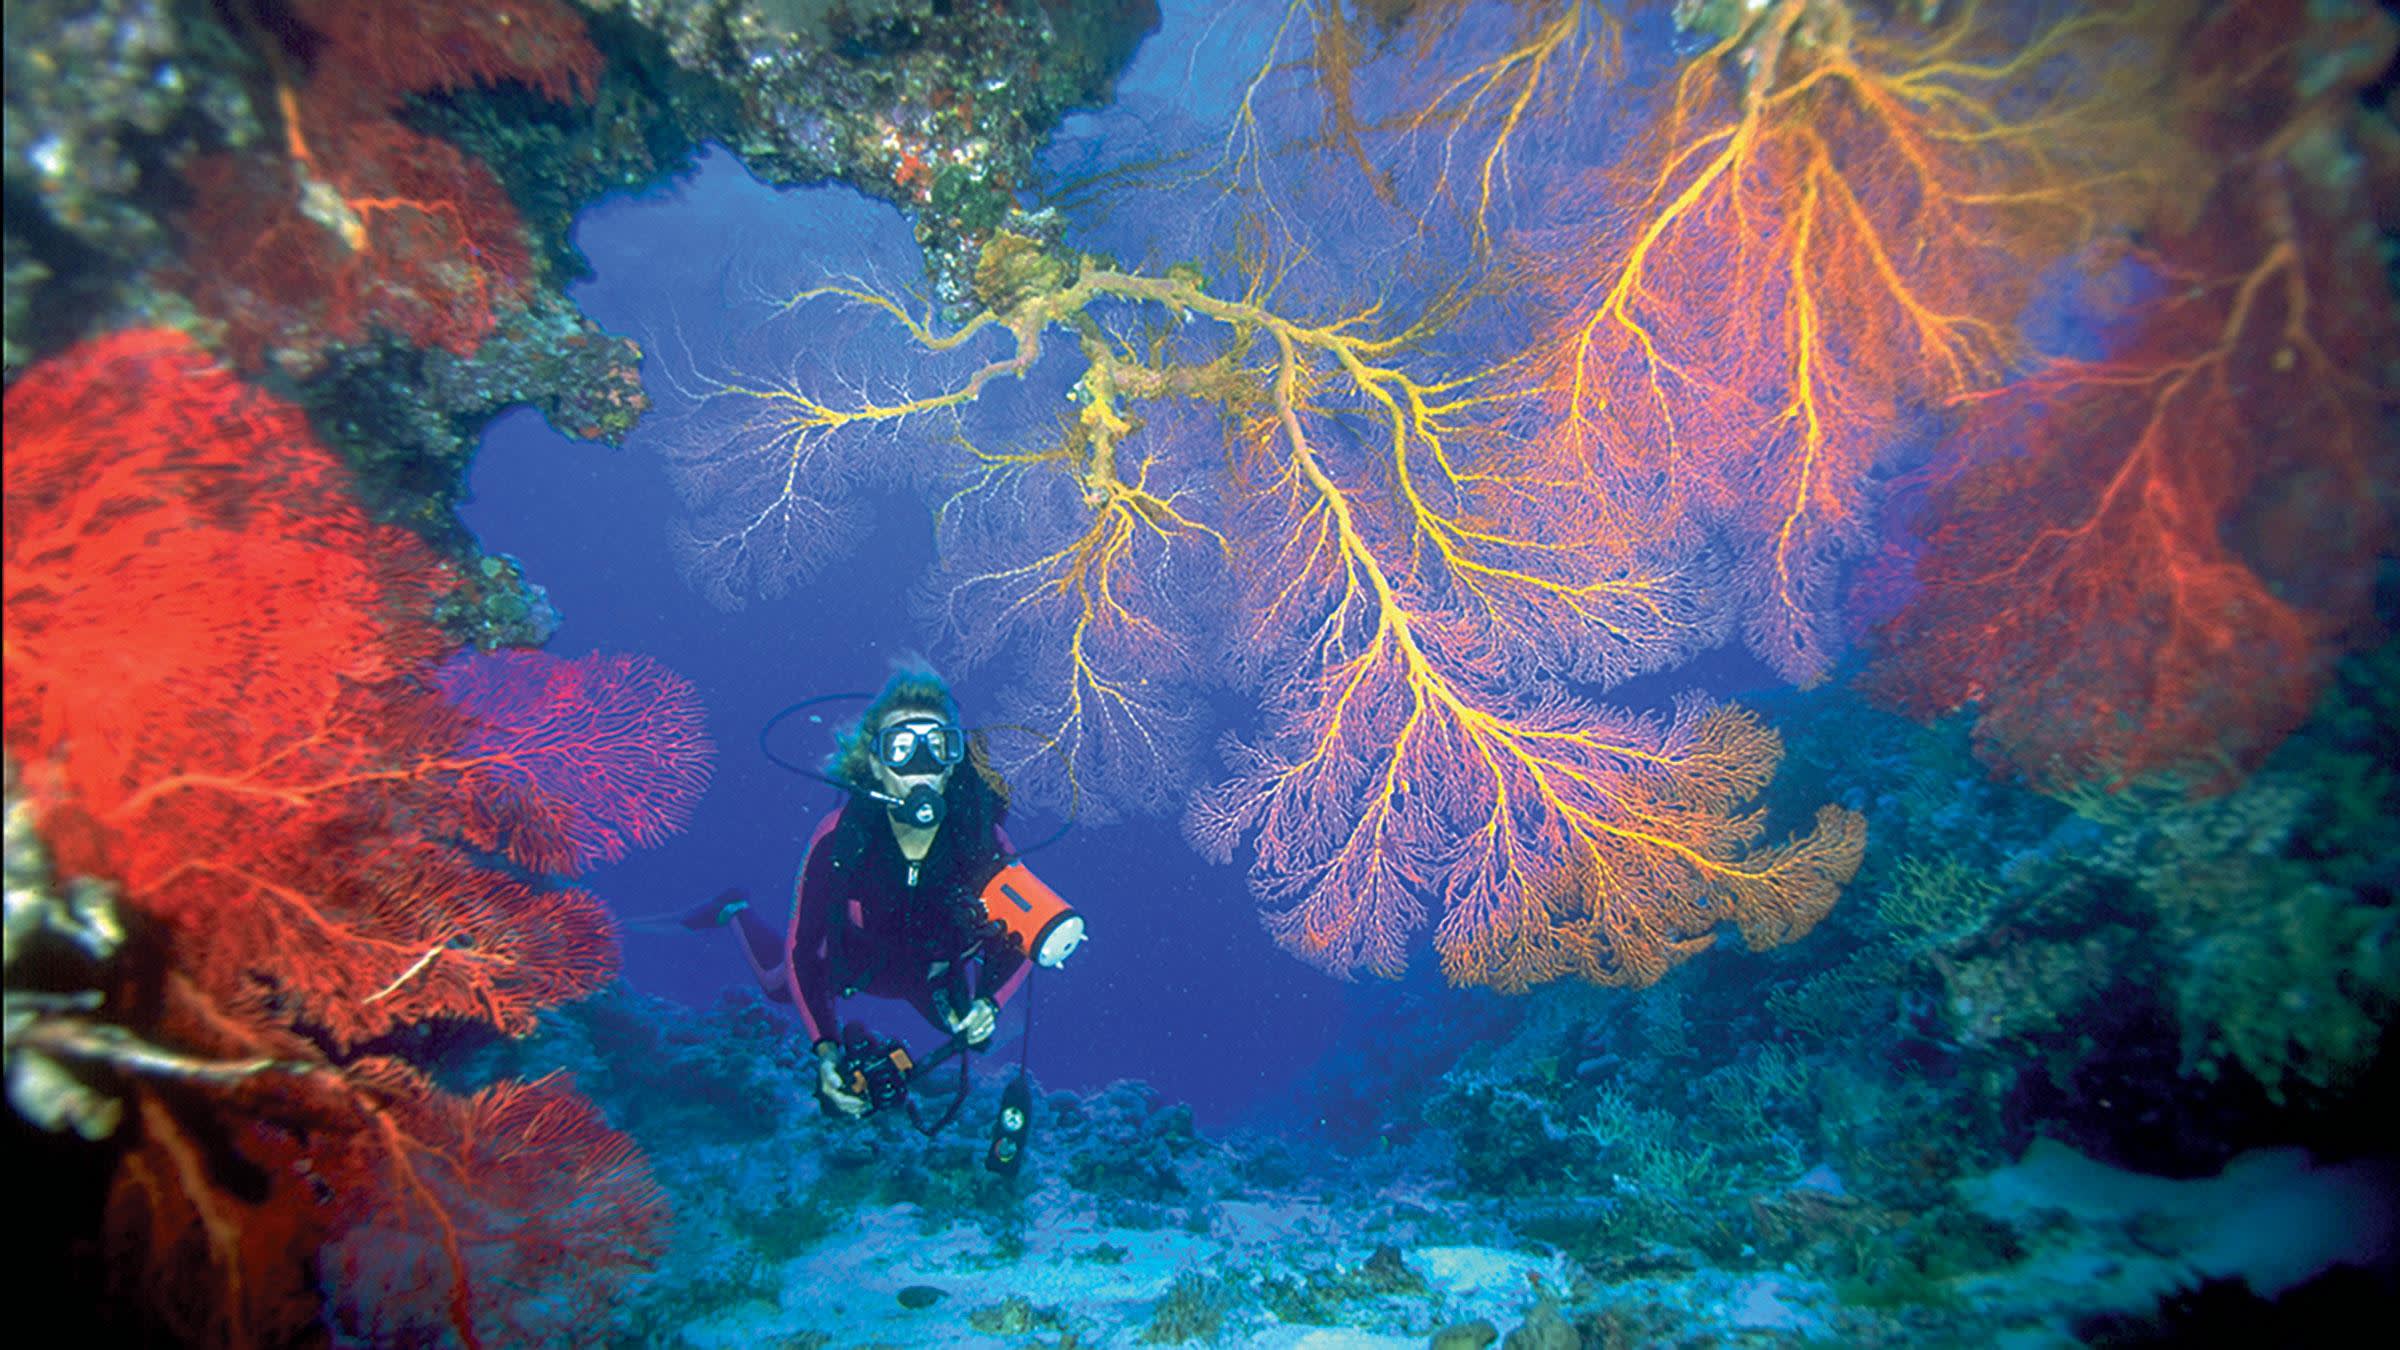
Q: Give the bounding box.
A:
[976,936,1030,1010]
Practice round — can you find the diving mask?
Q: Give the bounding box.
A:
[876,717,964,775]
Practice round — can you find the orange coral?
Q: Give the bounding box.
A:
[1184,294,1866,986]
[1863,0,2398,789]
[1524,0,2183,683]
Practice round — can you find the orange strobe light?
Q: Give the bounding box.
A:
[979,863,1085,968]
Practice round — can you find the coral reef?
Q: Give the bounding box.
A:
[5,1,2391,1342]
[3,330,710,1343]
[581,0,1161,308]
[5,0,1160,654]
[1,0,258,368]
[455,598,2396,1346]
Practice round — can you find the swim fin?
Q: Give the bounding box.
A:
[624,887,752,934]
[680,887,751,930]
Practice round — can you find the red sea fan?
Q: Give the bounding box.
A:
[440,648,717,874]
[1860,0,2397,791]
[3,329,683,1345]
[173,0,604,370]
[299,0,605,105]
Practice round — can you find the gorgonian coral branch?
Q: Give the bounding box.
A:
[1191,318,1862,989]
[1524,0,2183,682]
[4,330,688,1343]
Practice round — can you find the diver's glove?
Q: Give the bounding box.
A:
[944,996,998,1047]
[814,1039,868,1119]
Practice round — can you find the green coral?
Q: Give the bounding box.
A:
[1577,1083,1720,1195]
[1139,1269,1234,1345]
[2173,883,2397,1101]
[1877,855,2000,941]
[2125,769,2399,1102]
[2066,643,2400,1104]
[1695,1043,1814,1180]
[1935,933,2117,1049]
[430,553,562,652]
[1765,949,1905,1044]
[1423,1080,1571,1195]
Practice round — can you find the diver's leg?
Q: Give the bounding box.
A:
[675,889,793,999]
[731,908,793,1001]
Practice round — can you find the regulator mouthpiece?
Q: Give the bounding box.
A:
[894,782,947,829]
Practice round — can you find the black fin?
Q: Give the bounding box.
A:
[677,887,750,930]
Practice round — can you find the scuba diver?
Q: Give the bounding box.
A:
[685,665,1081,1128]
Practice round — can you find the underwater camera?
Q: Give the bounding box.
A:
[829,1024,915,1116]
[827,1022,1034,1178]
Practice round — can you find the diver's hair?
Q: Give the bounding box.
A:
[827,661,961,789]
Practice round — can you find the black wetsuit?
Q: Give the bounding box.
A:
[779,776,1027,1047]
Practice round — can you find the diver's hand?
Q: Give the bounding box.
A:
[945,996,998,1047]
[815,1046,868,1119]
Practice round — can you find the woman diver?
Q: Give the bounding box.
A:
[692,665,1044,1119]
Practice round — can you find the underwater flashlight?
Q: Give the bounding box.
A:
[977,863,1085,969]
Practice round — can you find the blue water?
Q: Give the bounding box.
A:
[16,0,2377,1341]
[415,7,2400,1328]
[450,0,2111,1138]
[461,149,1405,1129]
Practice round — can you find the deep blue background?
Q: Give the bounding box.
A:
[462,150,1378,1129]
[455,0,1847,1131]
